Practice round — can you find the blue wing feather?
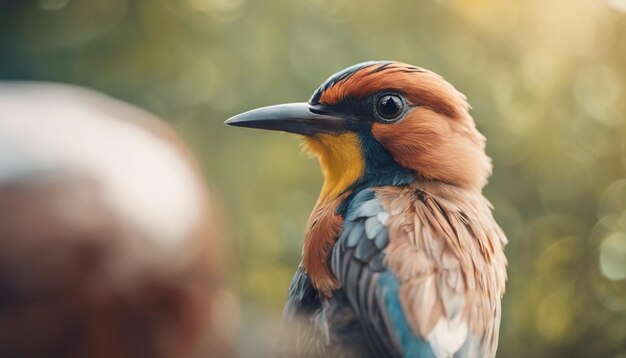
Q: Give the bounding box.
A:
[379,272,436,358]
[332,188,436,357]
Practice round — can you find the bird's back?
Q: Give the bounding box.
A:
[278,182,507,358]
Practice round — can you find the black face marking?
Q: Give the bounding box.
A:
[309,61,392,105]
[307,61,418,215]
[309,62,418,129]
[312,91,411,132]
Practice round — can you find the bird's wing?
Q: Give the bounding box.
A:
[279,266,376,358]
[331,186,506,358]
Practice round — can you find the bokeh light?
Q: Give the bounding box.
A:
[1,0,625,356]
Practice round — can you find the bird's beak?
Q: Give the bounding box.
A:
[225,103,351,136]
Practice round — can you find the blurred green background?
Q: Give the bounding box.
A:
[1,0,625,357]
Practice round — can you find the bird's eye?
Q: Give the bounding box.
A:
[375,94,404,121]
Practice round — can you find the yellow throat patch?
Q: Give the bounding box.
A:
[304,132,365,202]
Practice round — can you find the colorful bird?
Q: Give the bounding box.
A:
[226,61,507,358]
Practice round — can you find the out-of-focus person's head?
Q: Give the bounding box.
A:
[0,82,235,358]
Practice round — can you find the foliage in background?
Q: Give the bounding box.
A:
[2,0,626,356]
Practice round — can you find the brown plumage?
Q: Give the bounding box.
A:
[321,62,492,190]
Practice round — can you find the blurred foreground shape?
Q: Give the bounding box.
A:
[0,82,235,358]
[1,1,626,356]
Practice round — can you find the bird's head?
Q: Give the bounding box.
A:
[227,61,491,203]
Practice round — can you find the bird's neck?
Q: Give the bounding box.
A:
[304,133,365,202]
[302,133,364,295]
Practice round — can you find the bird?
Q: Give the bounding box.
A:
[226,61,507,358]
[0,82,235,358]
